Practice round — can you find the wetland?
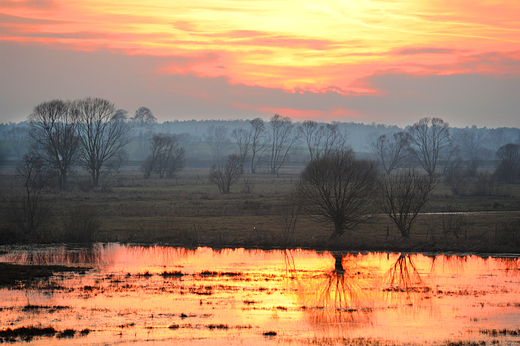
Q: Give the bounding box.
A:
[1,244,519,345]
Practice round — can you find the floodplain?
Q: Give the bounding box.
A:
[1,244,519,345]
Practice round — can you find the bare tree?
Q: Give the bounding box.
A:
[142,134,185,179]
[75,98,131,187]
[231,127,252,173]
[296,149,378,239]
[28,99,80,190]
[2,124,29,159]
[204,125,230,164]
[452,129,486,159]
[249,118,268,174]
[209,154,243,194]
[495,143,520,183]
[267,114,298,174]
[131,106,157,125]
[378,169,436,238]
[407,117,452,177]
[298,121,349,161]
[111,109,129,122]
[371,131,410,175]
[8,152,55,239]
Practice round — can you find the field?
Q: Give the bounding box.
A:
[1,165,519,253]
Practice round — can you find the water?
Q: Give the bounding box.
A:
[0,244,519,345]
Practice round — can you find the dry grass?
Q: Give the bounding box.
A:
[1,166,519,252]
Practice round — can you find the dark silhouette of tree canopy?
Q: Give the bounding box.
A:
[209,154,243,193]
[407,117,452,177]
[142,134,185,178]
[371,131,410,175]
[378,169,435,238]
[296,150,378,239]
[28,99,80,190]
[75,98,131,187]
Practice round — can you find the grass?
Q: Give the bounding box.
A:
[1,166,519,253]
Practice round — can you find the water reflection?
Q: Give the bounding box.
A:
[0,245,519,346]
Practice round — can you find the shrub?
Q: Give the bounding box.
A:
[61,206,100,242]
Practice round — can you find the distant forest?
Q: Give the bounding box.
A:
[1,113,519,168]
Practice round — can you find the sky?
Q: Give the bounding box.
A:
[0,0,519,128]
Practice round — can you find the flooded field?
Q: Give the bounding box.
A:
[0,244,519,345]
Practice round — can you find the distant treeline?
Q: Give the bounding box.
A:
[2,118,519,164]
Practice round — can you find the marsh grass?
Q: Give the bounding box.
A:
[1,167,519,252]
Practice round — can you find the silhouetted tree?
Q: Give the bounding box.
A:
[75,98,131,187]
[209,154,243,194]
[249,117,268,174]
[142,134,185,178]
[131,106,157,124]
[298,121,349,161]
[231,127,252,173]
[371,131,410,175]
[407,117,453,177]
[2,124,29,159]
[296,150,378,239]
[267,114,298,174]
[204,125,230,164]
[8,152,55,239]
[28,99,80,190]
[378,169,435,238]
[495,143,520,183]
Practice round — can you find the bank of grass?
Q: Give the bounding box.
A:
[0,167,519,253]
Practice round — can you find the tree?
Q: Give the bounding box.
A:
[298,121,349,161]
[131,107,157,124]
[371,131,410,175]
[142,134,185,178]
[231,127,252,173]
[267,114,298,174]
[495,143,520,183]
[452,129,486,159]
[204,125,230,164]
[209,154,243,194]
[8,151,55,239]
[407,117,452,177]
[28,99,80,190]
[296,150,378,239]
[2,124,29,159]
[111,109,129,122]
[75,98,131,187]
[378,169,435,238]
[249,118,268,174]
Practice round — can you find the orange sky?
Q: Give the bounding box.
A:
[1,0,519,126]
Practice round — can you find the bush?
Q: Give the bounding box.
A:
[61,206,100,242]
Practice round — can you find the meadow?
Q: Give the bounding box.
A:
[1,165,519,253]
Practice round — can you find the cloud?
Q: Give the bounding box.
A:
[0,0,57,10]
[397,47,459,55]
[1,41,518,128]
[0,12,65,25]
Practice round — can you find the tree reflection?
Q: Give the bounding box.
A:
[297,252,373,328]
[386,254,425,293]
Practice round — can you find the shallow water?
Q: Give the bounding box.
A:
[0,244,519,345]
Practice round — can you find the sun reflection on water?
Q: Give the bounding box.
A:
[0,245,519,345]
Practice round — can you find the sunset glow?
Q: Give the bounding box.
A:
[1,0,519,125]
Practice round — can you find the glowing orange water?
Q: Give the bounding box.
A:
[0,244,519,345]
